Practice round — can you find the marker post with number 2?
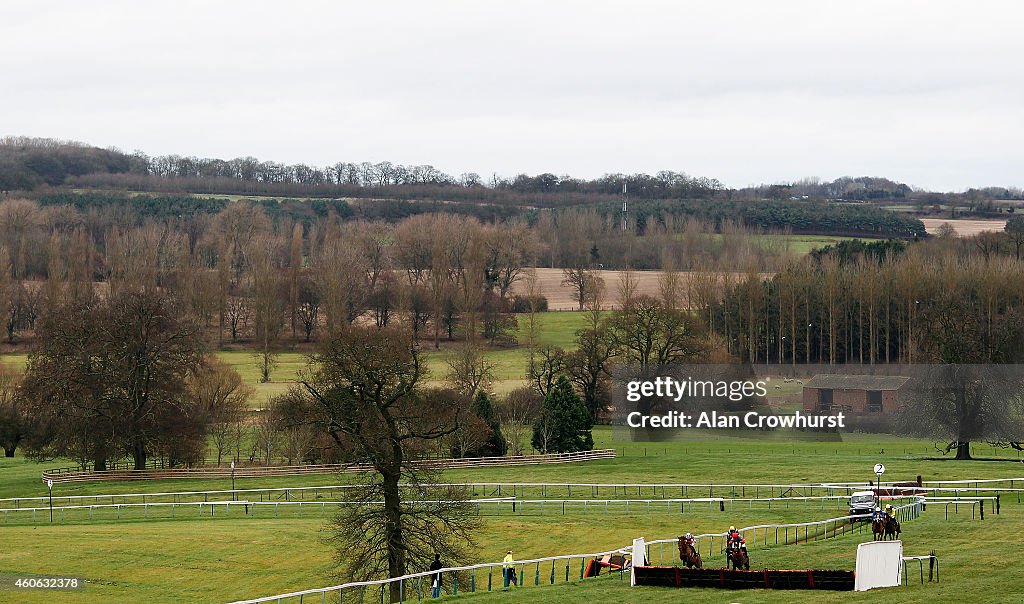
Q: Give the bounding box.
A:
[874,463,885,497]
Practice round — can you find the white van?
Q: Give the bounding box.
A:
[849,491,876,516]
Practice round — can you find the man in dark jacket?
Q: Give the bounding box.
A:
[429,554,443,598]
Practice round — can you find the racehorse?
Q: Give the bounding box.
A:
[728,547,749,570]
[676,537,702,569]
[885,516,901,540]
[871,517,885,541]
[872,516,901,540]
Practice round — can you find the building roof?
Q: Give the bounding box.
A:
[803,374,911,391]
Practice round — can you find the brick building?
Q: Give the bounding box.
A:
[802,374,911,415]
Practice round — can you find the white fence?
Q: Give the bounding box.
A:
[227,499,925,603]
[0,494,930,525]
[13,478,1011,511]
[40,450,617,484]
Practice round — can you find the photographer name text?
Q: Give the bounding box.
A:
[624,410,847,429]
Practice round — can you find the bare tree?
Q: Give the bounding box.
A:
[294,326,471,600]
[313,235,367,331]
[392,214,435,286]
[325,472,479,599]
[484,220,539,298]
[188,358,253,465]
[527,344,566,397]
[608,294,707,370]
[562,267,604,311]
[288,222,304,340]
[0,362,27,457]
[20,290,205,470]
[225,295,252,342]
[250,237,285,383]
[251,404,282,465]
[446,343,494,396]
[497,387,542,456]
[280,423,317,464]
[296,275,321,342]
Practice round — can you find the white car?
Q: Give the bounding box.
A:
[849,491,876,517]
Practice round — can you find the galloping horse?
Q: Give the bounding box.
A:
[872,515,902,540]
[676,537,702,569]
[728,547,749,570]
[885,516,901,540]
[871,517,885,540]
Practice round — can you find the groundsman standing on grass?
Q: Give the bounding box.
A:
[503,550,517,588]
[429,554,442,598]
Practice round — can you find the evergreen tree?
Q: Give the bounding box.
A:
[532,376,593,453]
[473,390,508,456]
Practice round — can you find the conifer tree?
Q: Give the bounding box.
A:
[532,376,593,453]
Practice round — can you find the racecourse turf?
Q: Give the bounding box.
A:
[2,426,1024,602]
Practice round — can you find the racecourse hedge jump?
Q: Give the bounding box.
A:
[632,566,855,591]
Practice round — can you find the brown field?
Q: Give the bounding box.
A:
[921,218,1006,236]
[511,268,767,310]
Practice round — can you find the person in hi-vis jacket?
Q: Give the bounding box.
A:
[502,550,517,588]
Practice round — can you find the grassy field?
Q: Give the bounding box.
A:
[3,431,1024,602]
[691,233,858,256]
[5,426,1024,500]
[0,312,590,408]
[6,304,1024,602]
[764,234,861,255]
[6,506,993,603]
[2,431,1021,602]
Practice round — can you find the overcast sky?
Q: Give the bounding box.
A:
[3,1,1021,191]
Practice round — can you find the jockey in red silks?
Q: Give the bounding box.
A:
[681,532,695,549]
[726,526,745,556]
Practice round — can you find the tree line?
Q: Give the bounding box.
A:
[713,234,1024,366]
[7,137,1020,215]
[0,195,855,354]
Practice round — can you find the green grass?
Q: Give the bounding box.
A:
[6,426,1024,500]
[214,350,307,407]
[0,491,1016,603]
[0,314,590,408]
[514,312,590,350]
[454,506,1017,604]
[757,234,862,255]
[684,233,859,256]
[412,312,592,396]
[5,309,1024,603]
[0,518,335,603]
[3,429,1024,602]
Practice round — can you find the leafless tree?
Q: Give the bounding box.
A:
[0,362,27,457]
[497,387,542,456]
[527,344,566,397]
[562,267,604,311]
[225,295,252,342]
[446,343,494,396]
[188,358,253,465]
[294,326,472,600]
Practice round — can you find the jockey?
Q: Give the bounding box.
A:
[682,532,695,549]
[872,506,885,521]
[726,526,743,555]
[884,504,895,519]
